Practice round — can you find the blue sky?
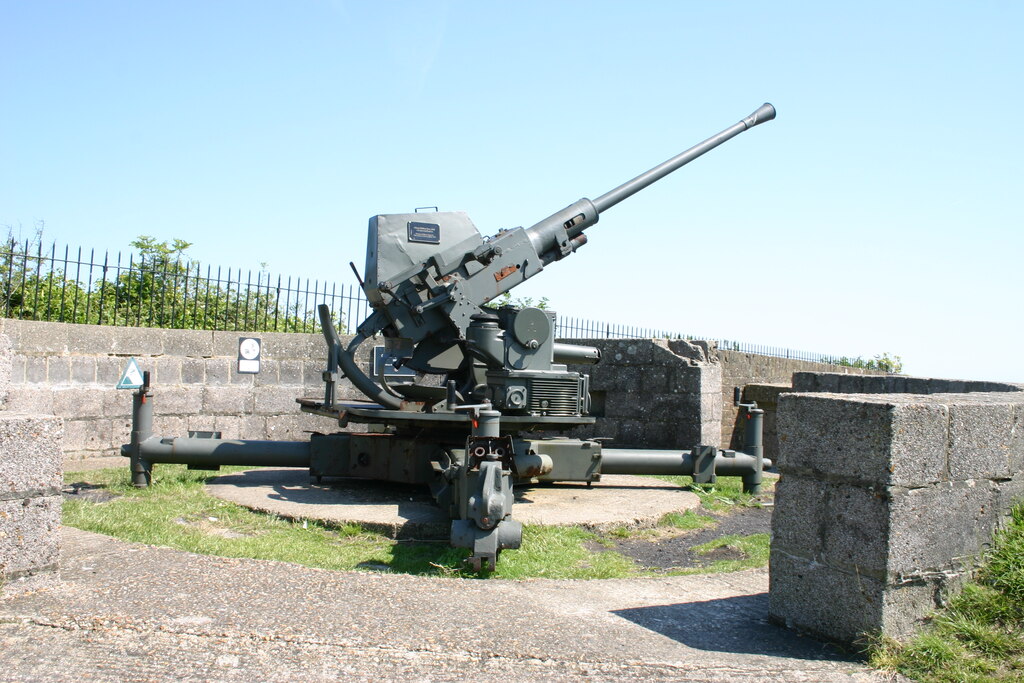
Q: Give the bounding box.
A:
[2,1,1022,381]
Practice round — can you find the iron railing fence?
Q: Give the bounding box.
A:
[554,316,844,364]
[0,238,370,334]
[1,237,845,365]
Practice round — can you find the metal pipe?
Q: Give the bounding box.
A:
[601,448,766,475]
[552,342,601,365]
[338,333,404,410]
[742,409,764,493]
[129,436,312,467]
[129,379,154,488]
[600,448,769,495]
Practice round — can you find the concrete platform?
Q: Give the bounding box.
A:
[206,468,701,537]
[0,528,882,681]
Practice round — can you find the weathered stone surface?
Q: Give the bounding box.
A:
[202,386,254,415]
[772,390,1024,646]
[153,387,204,416]
[947,403,1015,479]
[152,415,189,439]
[0,414,63,494]
[561,338,723,449]
[770,474,826,557]
[777,394,947,487]
[888,480,1000,576]
[265,413,326,441]
[103,388,134,418]
[62,418,112,453]
[210,414,266,440]
[903,377,931,394]
[95,357,126,385]
[230,363,256,385]
[1009,405,1024,474]
[110,416,132,450]
[997,476,1024,523]
[278,360,304,385]
[821,484,890,577]
[64,325,116,355]
[769,550,885,645]
[23,357,47,384]
[0,495,61,581]
[47,356,71,386]
[204,358,232,385]
[105,326,165,356]
[8,355,25,386]
[52,387,106,418]
[254,386,305,415]
[181,357,206,384]
[161,329,215,358]
[3,387,55,416]
[5,320,71,354]
[253,359,280,386]
[0,328,13,404]
[186,414,217,433]
[153,357,183,385]
[212,330,321,361]
[69,356,96,383]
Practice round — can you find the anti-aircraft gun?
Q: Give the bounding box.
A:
[124,103,776,570]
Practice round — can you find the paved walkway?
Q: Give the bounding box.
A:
[0,527,889,682]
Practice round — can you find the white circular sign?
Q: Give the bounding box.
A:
[239,338,261,360]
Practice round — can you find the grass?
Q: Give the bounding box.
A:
[63,465,771,580]
[868,502,1024,682]
[647,473,774,513]
[684,533,771,574]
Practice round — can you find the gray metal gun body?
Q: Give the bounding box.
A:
[124,104,777,571]
[343,103,776,409]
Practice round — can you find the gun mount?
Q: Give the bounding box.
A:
[124,104,776,570]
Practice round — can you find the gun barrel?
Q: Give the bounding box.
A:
[523,103,774,260]
[592,103,775,214]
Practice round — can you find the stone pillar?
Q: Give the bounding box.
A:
[769,392,1024,645]
[0,413,63,594]
[563,338,723,450]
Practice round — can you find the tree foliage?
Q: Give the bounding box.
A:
[494,292,550,309]
[1,231,341,332]
[835,352,904,374]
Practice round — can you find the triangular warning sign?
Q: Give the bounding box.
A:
[116,358,144,390]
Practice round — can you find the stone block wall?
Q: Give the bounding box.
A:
[745,372,1024,465]
[718,351,884,453]
[792,371,1023,395]
[5,318,944,462]
[769,391,1024,645]
[0,319,371,461]
[561,338,722,449]
[1,319,736,459]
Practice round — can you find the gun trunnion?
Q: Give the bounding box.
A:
[123,103,776,570]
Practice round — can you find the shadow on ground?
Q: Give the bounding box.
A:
[613,593,857,662]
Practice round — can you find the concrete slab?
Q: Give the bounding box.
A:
[206,469,702,538]
[0,528,885,682]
